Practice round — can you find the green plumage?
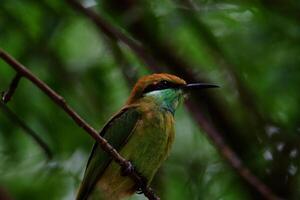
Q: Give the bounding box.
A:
[76,73,187,200]
[77,99,176,200]
[76,107,141,200]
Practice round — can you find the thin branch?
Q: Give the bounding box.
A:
[64,1,281,199]
[1,73,22,103]
[185,100,281,200]
[0,101,53,159]
[0,49,159,200]
[0,41,53,160]
[65,0,158,68]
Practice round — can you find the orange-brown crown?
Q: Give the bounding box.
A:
[127,73,186,104]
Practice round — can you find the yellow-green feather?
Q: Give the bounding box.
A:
[76,107,141,200]
[94,101,175,200]
[77,85,182,200]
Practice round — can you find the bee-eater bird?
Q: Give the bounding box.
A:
[76,73,218,200]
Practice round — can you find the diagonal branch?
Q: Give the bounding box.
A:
[0,101,53,160]
[1,69,52,160]
[185,100,281,200]
[65,0,158,68]
[0,49,159,200]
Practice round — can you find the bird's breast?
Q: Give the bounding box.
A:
[96,108,175,200]
[125,108,175,178]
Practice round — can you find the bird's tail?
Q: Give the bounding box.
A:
[75,182,90,200]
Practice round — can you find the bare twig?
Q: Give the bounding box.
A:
[1,73,22,103]
[0,49,159,200]
[0,101,53,159]
[0,50,52,160]
[185,100,281,200]
[65,0,159,68]
[63,1,281,199]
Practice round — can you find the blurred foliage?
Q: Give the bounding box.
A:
[1,0,300,199]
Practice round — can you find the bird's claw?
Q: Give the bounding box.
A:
[120,162,150,196]
[136,176,148,194]
[121,161,134,176]
[136,188,143,194]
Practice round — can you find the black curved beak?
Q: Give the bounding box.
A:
[182,83,219,91]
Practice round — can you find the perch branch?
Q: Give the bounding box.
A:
[0,49,159,200]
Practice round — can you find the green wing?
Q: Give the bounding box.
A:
[76,107,140,200]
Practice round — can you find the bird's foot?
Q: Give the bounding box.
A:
[120,161,151,196]
[136,188,144,194]
[121,160,134,176]
[136,175,148,194]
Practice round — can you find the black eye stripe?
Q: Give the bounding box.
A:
[143,80,180,94]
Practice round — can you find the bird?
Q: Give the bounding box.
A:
[76,73,218,200]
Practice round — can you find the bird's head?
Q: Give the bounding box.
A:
[127,73,218,114]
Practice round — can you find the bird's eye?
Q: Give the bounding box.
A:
[156,80,169,89]
[160,80,169,86]
[143,80,177,94]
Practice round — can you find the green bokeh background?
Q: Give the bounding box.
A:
[1,0,300,199]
